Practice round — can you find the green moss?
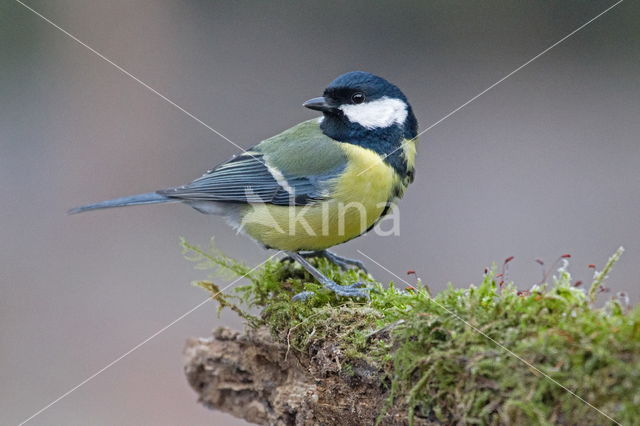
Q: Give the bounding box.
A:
[183,241,639,425]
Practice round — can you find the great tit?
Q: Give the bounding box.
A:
[70,71,418,299]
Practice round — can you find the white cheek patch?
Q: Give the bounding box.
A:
[339,97,408,129]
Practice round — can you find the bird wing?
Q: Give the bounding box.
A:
[157,119,347,206]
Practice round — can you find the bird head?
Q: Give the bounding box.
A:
[304,71,418,143]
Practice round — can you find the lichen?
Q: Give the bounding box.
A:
[182,240,639,425]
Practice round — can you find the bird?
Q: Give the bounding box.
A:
[70,71,418,299]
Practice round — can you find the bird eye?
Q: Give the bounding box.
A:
[351,92,365,104]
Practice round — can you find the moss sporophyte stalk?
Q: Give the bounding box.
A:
[182,240,638,425]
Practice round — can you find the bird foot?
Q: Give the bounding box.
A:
[322,251,368,273]
[292,281,371,301]
[281,250,368,273]
[286,251,371,302]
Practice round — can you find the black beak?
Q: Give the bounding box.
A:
[303,96,336,113]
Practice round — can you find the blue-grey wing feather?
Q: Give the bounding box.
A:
[158,153,341,206]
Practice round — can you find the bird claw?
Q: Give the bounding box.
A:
[293,281,372,301]
[332,281,371,298]
[285,251,372,301]
[292,291,316,301]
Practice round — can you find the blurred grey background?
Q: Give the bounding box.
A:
[1,0,638,424]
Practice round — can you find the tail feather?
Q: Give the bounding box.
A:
[68,192,172,214]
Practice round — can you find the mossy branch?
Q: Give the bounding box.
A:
[182,242,639,425]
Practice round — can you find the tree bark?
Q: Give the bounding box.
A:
[184,326,427,425]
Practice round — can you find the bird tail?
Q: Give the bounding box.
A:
[68,192,173,214]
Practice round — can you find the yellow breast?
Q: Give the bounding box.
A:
[333,143,398,206]
[239,143,402,251]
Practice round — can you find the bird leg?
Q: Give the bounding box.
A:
[321,250,368,273]
[280,250,368,273]
[286,251,370,301]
